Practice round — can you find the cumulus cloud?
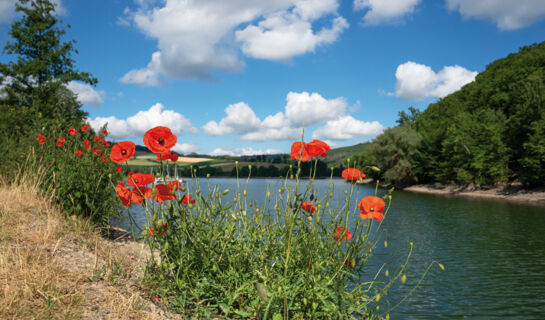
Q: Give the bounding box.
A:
[203,91,383,142]
[394,61,477,100]
[172,143,199,154]
[446,0,545,30]
[353,0,421,25]
[312,116,384,140]
[202,102,261,135]
[66,81,104,107]
[209,147,283,157]
[0,0,65,23]
[121,0,347,85]
[88,103,197,140]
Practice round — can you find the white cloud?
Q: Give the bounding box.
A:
[354,0,421,25]
[209,147,283,157]
[447,0,545,30]
[236,14,348,61]
[172,143,199,154]
[202,102,261,135]
[88,103,197,140]
[394,61,477,100]
[0,0,65,23]
[312,116,384,140]
[285,91,346,126]
[66,81,104,106]
[121,0,347,85]
[203,91,383,142]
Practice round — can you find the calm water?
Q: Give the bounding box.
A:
[112,178,545,319]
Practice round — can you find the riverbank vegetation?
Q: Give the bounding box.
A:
[354,42,545,187]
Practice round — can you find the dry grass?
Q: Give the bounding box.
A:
[0,171,180,319]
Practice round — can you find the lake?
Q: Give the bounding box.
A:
[111,177,545,319]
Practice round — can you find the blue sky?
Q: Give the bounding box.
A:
[1,0,544,156]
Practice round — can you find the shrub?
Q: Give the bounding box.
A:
[112,128,438,319]
[26,125,122,225]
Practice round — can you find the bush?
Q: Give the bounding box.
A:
[113,128,434,319]
[26,125,122,225]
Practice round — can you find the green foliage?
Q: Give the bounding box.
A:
[28,126,122,225]
[355,42,545,187]
[355,125,421,185]
[131,163,404,319]
[0,0,96,136]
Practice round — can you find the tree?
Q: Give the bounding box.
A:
[0,0,96,135]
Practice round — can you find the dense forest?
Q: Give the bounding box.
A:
[355,41,545,187]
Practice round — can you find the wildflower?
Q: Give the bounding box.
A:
[94,135,101,142]
[334,227,352,241]
[344,258,356,269]
[342,168,366,181]
[116,166,122,173]
[115,182,132,207]
[358,196,385,221]
[101,154,109,163]
[127,173,154,187]
[75,150,83,156]
[148,227,154,237]
[156,151,172,161]
[37,133,46,145]
[290,139,330,162]
[93,147,102,156]
[68,127,77,136]
[154,184,176,202]
[168,180,181,193]
[83,139,91,150]
[182,194,196,205]
[132,185,152,200]
[57,137,66,147]
[300,201,317,214]
[81,125,90,132]
[307,139,330,158]
[143,126,177,154]
[110,141,135,163]
[170,152,179,162]
[101,129,109,136]
[102,141,111,147]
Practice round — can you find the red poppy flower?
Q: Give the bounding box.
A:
[358,196,385,221]
[102,141,111,147]
[81,125,90,132]
[116,166,122,173]
[342,168,366,181]
[101,154,109,163]
[159,223,168,235]
[170,152,179,162]
[115,182,132,207]
[127,173,154,187]
[290,141,311,162]
[93,148,102,156]
[301,201,317,214]
[133,185,152,199]
[156,151,172,161]
[101,129,109,136]
[68,127,77,136]
[83,139,91,150]
[37,134,46,145]
[307,139,330,158]
[334,227,352,241]
[154,184,176,202]
[57,137,66,147]
[110,141,135,163]
[148,227,154,237]
[75,150,83,156]
[143,126,177,154]
[168,180,181,193]
[182,194,196,205]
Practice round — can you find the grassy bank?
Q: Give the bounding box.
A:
[0,172,178,319]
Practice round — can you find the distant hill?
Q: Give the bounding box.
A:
[321,143,369,166]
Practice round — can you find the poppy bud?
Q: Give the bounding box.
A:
[371,166,381,172]
[376,293,381,303]
[385,270,389,277]
[384,240,388,248]
[438,263,445,271]
[223,189,229,195]
[401,274,407,284]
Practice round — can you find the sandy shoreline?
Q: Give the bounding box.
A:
[401,183,545,206]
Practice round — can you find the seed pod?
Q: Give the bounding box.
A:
[376,293,381,303]
[385,270,389,277]
[384,240,388,248]
[223,189,229,195]
[401,274,407,284]
[243,190,247,197]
